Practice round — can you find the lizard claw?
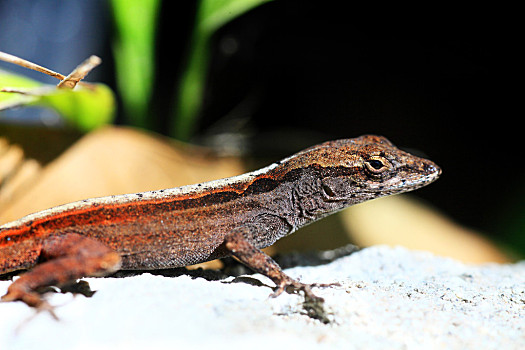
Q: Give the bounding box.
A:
[309,281,341,289]
[35,300,59,321]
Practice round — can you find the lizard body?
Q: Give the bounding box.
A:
[0,135,440,312]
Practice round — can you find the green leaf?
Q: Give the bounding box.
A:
[198,0,272,35]
[0,69,42,103]
[38,84,115,132]
[0,69,115,132]
[111,0,161,129]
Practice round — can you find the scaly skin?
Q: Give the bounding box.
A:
[0,135,441,313]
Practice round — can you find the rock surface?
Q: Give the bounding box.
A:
[1,246,524,350]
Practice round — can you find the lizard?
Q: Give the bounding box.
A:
[0,135,440,314]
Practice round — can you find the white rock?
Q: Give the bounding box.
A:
[0,246,524,350]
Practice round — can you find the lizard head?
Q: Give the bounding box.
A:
[319,134,441,197]
[275,135,441,218]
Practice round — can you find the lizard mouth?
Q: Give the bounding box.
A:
[391,166,441,192]
[363,162,441,195]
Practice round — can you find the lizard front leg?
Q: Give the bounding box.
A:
[1,233,121,315]
[224,226,325,302]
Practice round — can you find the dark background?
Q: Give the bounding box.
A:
[1,1,523,254]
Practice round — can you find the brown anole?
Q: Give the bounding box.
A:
[0,135,440,314]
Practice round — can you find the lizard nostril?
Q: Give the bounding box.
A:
[424,162,441,176]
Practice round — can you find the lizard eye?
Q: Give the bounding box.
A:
[364,157,391,174]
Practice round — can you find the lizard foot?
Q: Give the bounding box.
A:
[2,286,59,320]
[271,277,337,324]
[271,277,339,302]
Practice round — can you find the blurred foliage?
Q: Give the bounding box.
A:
[110,0,272,139]
[0,70,115,132]
[110,0,161,130]
[171,0,273,140]
[0,70,41,91]
[496,186,525,259]
[1,1,271,137]
[37,85,115,132]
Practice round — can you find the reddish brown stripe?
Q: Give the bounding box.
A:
[0,164,356,249]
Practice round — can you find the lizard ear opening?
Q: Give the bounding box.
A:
[321,177,355,200]
[322,183,337,198]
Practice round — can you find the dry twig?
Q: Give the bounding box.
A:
[0,51,101,90]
